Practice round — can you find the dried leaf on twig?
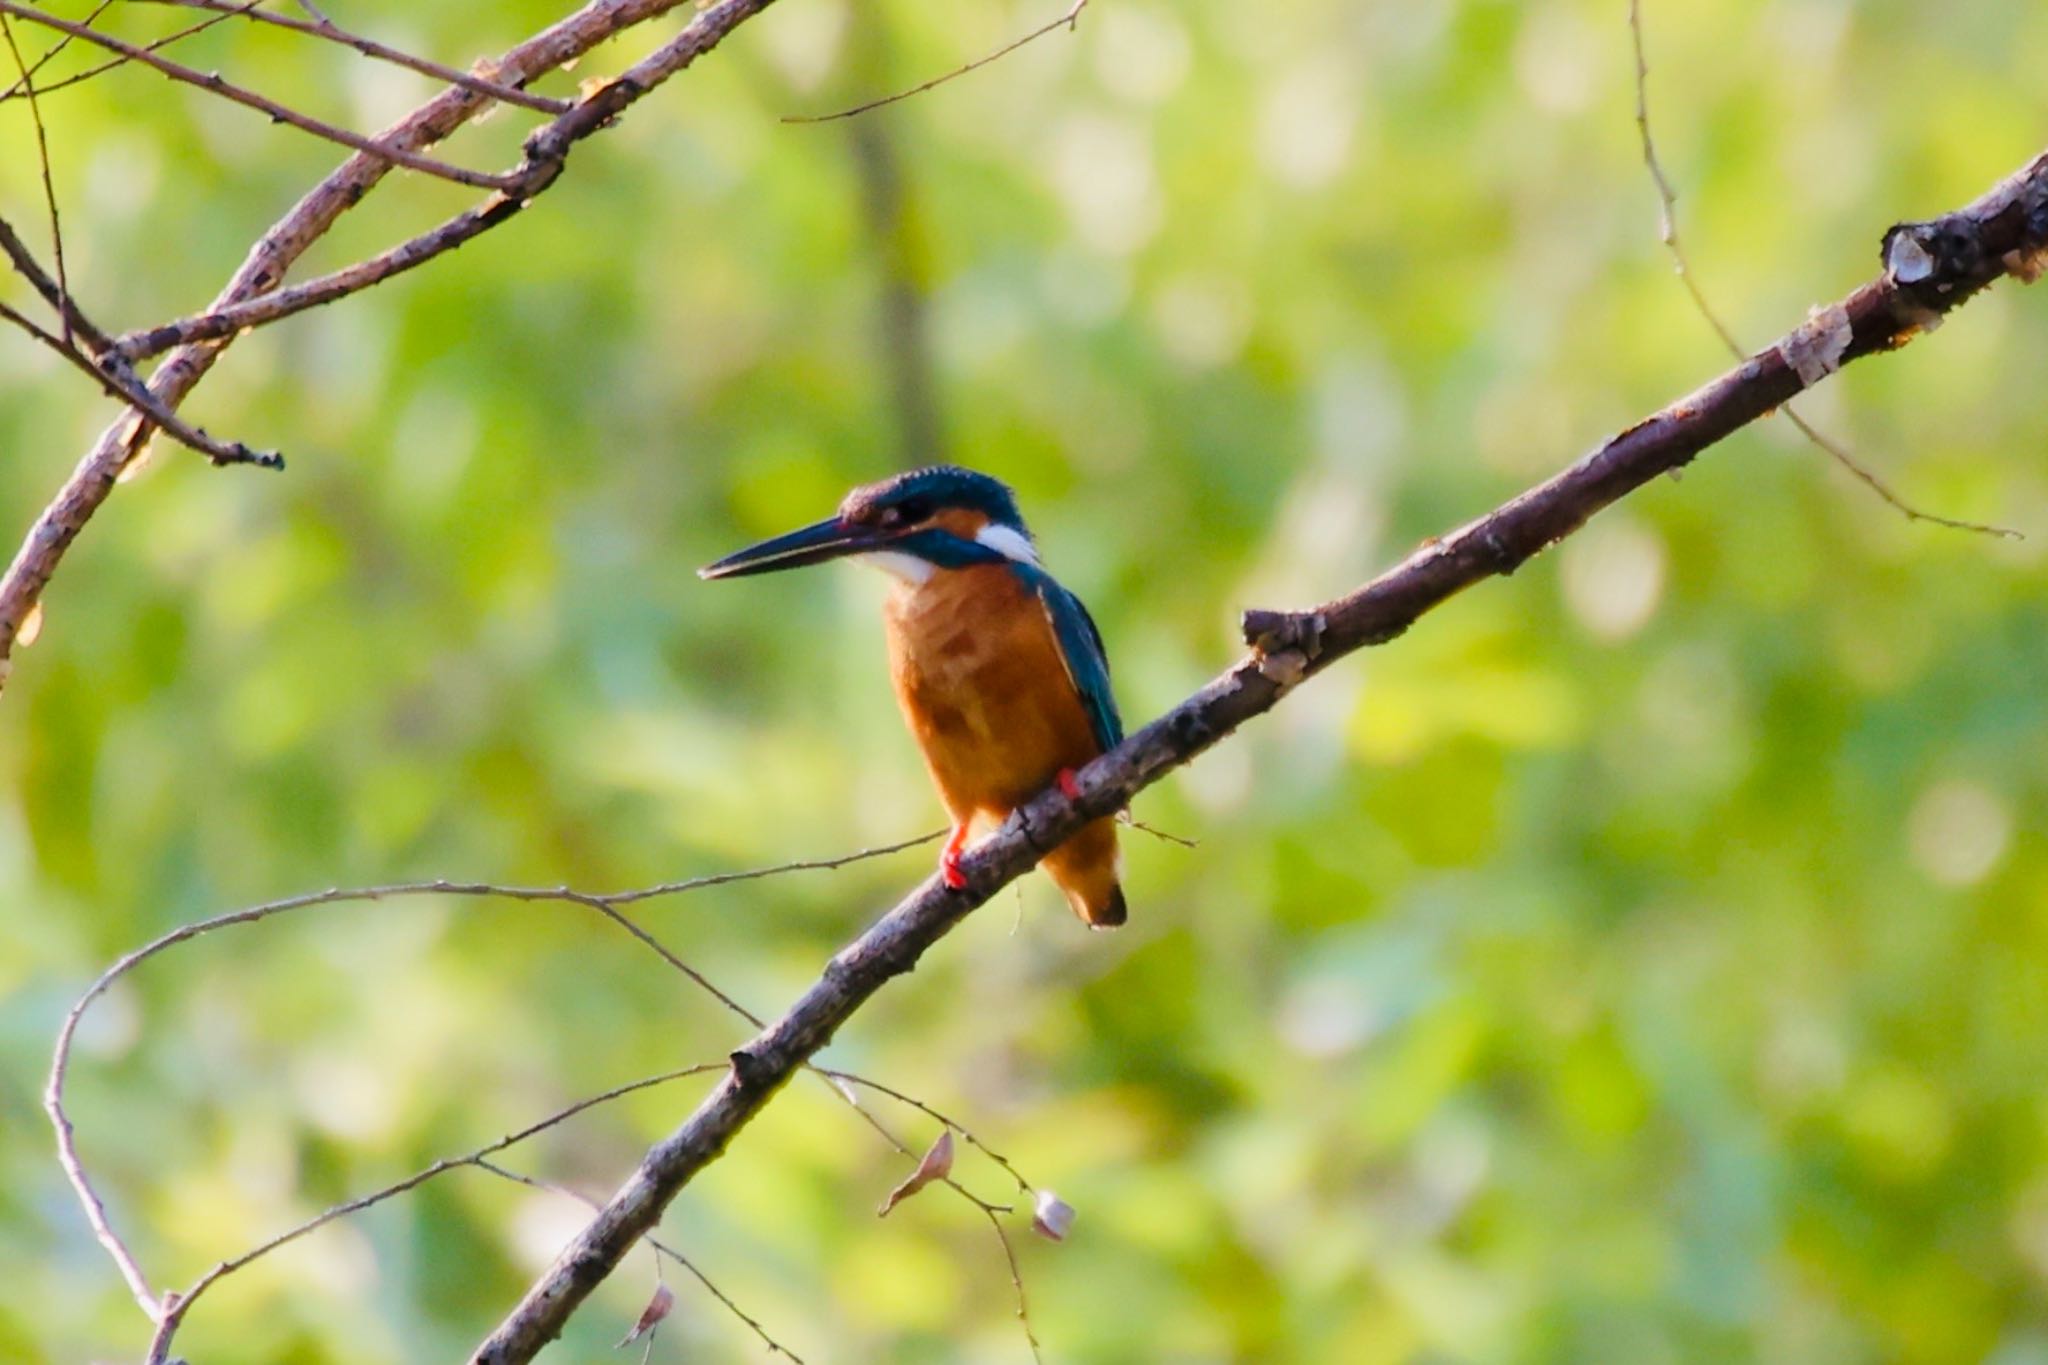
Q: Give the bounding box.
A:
[616,1283,674,1349]
[877,1128,954,1217]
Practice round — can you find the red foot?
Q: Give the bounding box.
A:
[940,823,970,890]
[1057,768,1082,799]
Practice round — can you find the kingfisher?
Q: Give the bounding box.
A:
[699,466,1127,927]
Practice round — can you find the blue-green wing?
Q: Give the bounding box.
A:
[1018,566,1122,754]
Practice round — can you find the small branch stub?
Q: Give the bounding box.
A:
[1243,608,1326,687]
[728,1046,771,1090]
[1241,608,1326,657]
[1883,162,2048,314]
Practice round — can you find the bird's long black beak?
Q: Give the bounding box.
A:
[697,515,893,580]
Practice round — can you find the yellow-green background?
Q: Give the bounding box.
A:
[4,0,2048,1360]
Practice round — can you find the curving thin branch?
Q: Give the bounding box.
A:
[43,835,941,1316]
[1625,0,2016,539]
[471,145,2048,1365]
[50,828,1057,1360]
[0,11,70,342]
[785,0,1087,125]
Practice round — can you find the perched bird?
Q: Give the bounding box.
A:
[699,466,1127,927]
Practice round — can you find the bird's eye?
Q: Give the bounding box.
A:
[889,498,931,526]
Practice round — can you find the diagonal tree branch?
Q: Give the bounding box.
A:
[0,0,781,687]
[470,146,2048,1365]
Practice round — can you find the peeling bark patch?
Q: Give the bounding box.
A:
[1780,302,1853,386]
[2004,244,2048,285]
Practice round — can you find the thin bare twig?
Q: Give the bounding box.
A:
[785,0,1087,124]
[0,1,517,190]
[981,1205,1043,1363]
[1626,0,2016,539]
[820,1071,1044,1358]
[0,12,71,343]
[604,829,945,906]
[47,1029,158,1319]
[0,213,110,352]
[203,1067,727,1289]
[135,0,572,114]
[1120,812,1198,848]
[111,184,528,359]
[0,2,250,104]
[820,1069,1032,1198]
[0,0,110,98]
[0,300,282,466]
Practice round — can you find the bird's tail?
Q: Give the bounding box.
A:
[1044,817,1127,929]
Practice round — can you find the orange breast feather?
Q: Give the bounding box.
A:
[883,564,1102,822]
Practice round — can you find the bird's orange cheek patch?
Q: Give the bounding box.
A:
[929,507,989,541]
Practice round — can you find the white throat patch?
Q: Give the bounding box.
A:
[975,523,1040,566]
[858,550,935,583]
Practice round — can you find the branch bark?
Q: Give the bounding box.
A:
[470,147,2048,1363]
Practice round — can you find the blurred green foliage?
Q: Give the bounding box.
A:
[3,0,2048,1360]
